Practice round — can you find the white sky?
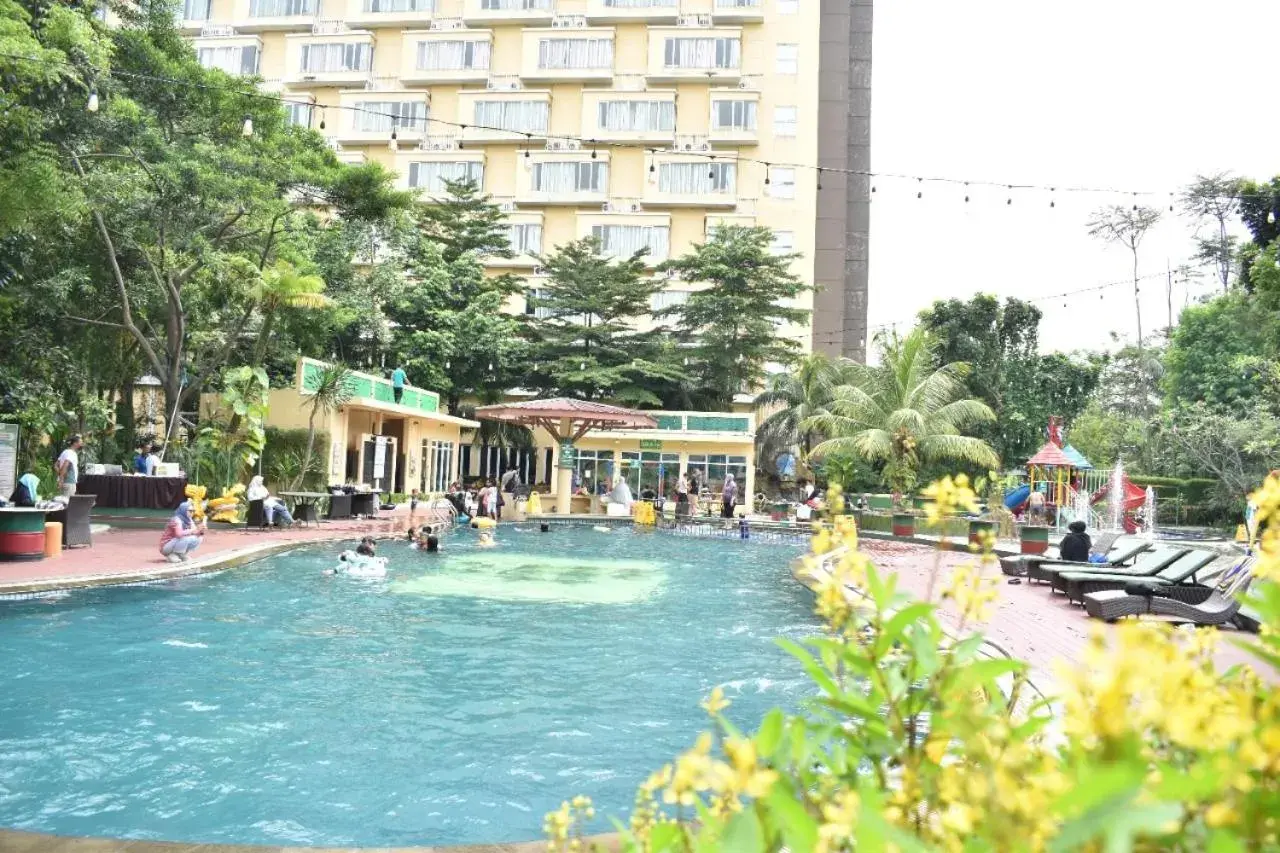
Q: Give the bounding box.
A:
[867,0,1280,354]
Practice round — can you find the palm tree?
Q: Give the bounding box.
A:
[296,363,353,490]
[252,260,331,363]
[804,329,999,496]
[754,353,857,476]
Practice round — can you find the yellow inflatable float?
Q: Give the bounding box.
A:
[183,484,207,521]
[207,484,245,524]
[526,492,543,515]
[633,501,656,526]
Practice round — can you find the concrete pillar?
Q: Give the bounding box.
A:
[743,457,756,519]
[554,417,574,515]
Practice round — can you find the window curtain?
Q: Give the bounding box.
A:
[532,162,607,193]
[473,100,549,132]
[603,0,675,7]
[364,0,431,11]
[591,225,670,261]
[354,101,427,132]
[658,163,735,194]
[711,100,756,130]
[284,103,313,128]
[508,224,543,254]
[416,40,490,70]
[300,43,372,73]
[662,37,740,69]
[537,38,613,70]
[250,0,313,15]
[650,290,689,312]
[409,162,485,191]
[183,0,211,19]
[714,0,757,6]
[598,100,675,132]
[480,0,549,9]
[198,46,257,75]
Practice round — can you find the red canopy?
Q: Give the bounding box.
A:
[1026,442,1076,468]
[473,397,657,443]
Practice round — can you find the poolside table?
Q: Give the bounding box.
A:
[0,506,52,561]
[280,491,329,526]
[77,474,187,510]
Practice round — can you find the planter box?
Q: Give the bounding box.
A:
[968,519,997,546]
[1020,524,1050,555]
[892,512,916,537]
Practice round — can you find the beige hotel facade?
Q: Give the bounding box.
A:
[182,0,870,358]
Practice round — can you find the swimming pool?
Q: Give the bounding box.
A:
[0,526,819,847]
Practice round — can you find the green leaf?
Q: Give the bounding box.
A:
[1049,763,1157,852]
[755,708,784,756]
[878,602,936,653]
[1205,830,1247,853]
[765,781,818,853]
[722,806,765,853]
[777,638,840,697]
[649,821,682,853]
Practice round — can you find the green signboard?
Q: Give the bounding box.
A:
[639,439,663,450]
[557,440,576,469]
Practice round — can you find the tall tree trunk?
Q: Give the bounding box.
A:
[1132,249,1143,355]
[296,405,320,491]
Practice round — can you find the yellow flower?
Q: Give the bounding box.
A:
[700,686,731,716]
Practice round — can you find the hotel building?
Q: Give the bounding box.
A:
[183,0,871,359]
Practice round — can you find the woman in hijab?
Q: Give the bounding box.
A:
[159,499,205,563]
[10,473,40,507]
[609,474,634,510]
[246,475,293,526]
[721,473,738,518]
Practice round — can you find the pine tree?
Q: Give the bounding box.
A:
[663,225,811,408]
[528,239,684,407]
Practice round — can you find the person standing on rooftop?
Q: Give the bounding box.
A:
[391,365,407,404]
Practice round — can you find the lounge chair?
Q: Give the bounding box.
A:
[1023,537,1152,583]
[1084,556,1255,625]
[1054,549,1216,604]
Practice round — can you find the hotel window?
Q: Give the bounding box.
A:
[768,166,795,199]
[604,0,675,6]
[533,162,608,193]
[472,100,549,133]
[249,0,313,15]
[711,99,756,131]
[649,290,689,312]
[775,43,798,74]
[284,102,314,128]
[776,0,797,11]
[409,161,485,192]
[598,100,675,132]
[182,0,211,19]
[714,0,759,7]
[480,0,551,9]
[364,0,432,10]
[686,454,747,494]
[416,40,490,70]
[591,224,670,262]
[769,230,794,255]
[773,105,797,136]
[300,42,373,73]
[421,439,455,493]
[506,223,543,255]
[658,162,735,194]
[537,38,614,70]
[197,45,259,75]
[524,287,552,318]
[354,100,428,133]
[662,37,740,70]
[572,449,614,496]
[621,450,680,496]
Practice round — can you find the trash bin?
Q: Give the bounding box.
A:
[44,521,63,559]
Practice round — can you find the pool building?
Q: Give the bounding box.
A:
[248,359,755,509]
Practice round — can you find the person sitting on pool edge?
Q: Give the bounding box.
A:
[159,499,205,563]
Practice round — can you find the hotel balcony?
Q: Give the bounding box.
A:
[710,0,763,23]
[344,0,435,29]
[581,89,677,145]
[458,89,552,143]
[515,151,611,206]
[462,0,556,27]
[333,90,431,145]
[395,148,488,197]
[176,1,212,33]
[283,29,376,87]
[584,0,678,24]
[577,210,671,266]
[192,32,264,76]
[707,88,760,146]
[487,206,545,268]
[520,27,615,83]
[399,28,492,84]
[645,25,742,82]
[643,153,739,208]
[231,0,320,32]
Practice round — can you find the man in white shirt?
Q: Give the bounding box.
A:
[145,444,162,476]
[56,435,83,497]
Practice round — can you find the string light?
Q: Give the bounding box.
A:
[86,88,99,113]
[318,108,325,130]
[1006,185,1013,205]
[1050,187,1056,208]
[916,178,923,199]
[240,114,253,137]
[963,182,969,203]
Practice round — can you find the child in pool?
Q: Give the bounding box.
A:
[477,530,495,548]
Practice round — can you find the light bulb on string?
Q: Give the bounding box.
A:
[1269,210,1277,225]
[1168,193,1175,212]
[1050,187,1056,208]
[319,108,326,130]
[916,178,923,199]
[241,115,253,137]
[488,362,493,371]
[445,359,451,369]
[86,88,99,113]
[816,167,823,190]
[963,182,969,203]
[1006,185,1013,205]
[1131,192,1138,211]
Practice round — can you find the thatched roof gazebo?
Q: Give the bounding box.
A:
[473,398,656,513]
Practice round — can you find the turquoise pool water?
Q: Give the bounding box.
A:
[0,527,818,847]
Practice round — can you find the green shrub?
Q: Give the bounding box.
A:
[260,427,329,492]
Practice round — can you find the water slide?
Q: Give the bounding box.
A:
[1003,484,1031,510]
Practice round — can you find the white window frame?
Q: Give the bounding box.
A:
[591,224,671,262]
[649,290,689,312]
[473,100,550,133]
[537,38,614,70]
[532,161,609,193]
[249,0,314,16]
[662,37,741,70]
[409,161,486,192]
[300,42,373,73]
[775,43,799,74]
[597,100,676,132]
[769,231,794,255]
[354,100,428,133]
[507,223,543,255]
[773,105,797,137]
[768,166,796,199]
[710,99,757,131]
[776,0,797,12]
[415,39,491,71]
[658,162,736,195]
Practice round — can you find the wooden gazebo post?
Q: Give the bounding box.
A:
[473,399,657,515]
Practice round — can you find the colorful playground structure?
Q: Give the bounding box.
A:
[1004,417,1156,535]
